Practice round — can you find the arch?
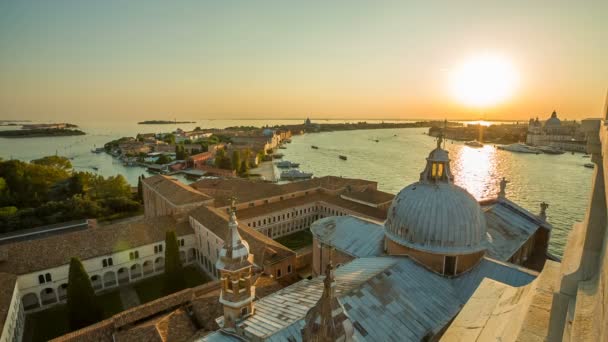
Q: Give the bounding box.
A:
[103,271,117,288]
[143,260,154,275]
[117,267,129,284]
[179,251,186,263]
[90,274,102,290]
[57,283,68,301]
[154,257,165,271]
[40,287,57,305]
[22,293,40,310]
[187,248,196,262]
[130,263,142,279]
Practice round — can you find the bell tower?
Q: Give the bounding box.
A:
[216,198,255,329]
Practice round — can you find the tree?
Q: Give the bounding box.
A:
[31,155,72,170]
[240,160,249,175]
[163,134,176,144]
[231,150,241,171]
[66,257,102,330]
[155,154,172,164]
[214,149,226,168]
[137,175,143,202]
[175,145,188,160]
[163,231,185,294]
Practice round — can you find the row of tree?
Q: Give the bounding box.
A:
[214,148,255,175]
[67,231,185,329]
[0,156,141,233]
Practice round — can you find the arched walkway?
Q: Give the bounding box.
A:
[103,271,117,288]
[90,274,102,290]
[143,260,154,275]
[179,251,186,263]
[40,287,57,305]
[22,293,40,310]
[187,248,196,262]
[155,257,165,271]
[57,284,68,301]
[117,267,129,284]
[130,263,142,279]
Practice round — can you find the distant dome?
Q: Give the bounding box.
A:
[544,111,561,129]
[384,134,487,254]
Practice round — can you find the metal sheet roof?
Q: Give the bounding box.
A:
[483,198,548,261]
[221,256,536,341]
[310,216,385,257]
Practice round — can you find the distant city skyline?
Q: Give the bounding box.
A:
[1,0,607,121]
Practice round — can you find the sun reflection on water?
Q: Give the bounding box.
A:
[450,145,497,199]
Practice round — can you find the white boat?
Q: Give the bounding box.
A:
[537,146,565,155]
[497,143,540,154]
[465,140,483,148]
[280,169,313,180]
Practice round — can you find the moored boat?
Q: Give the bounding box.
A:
[464,140,483,148]
[584,163,595,169]
[276,160,300,168]
[311,145,319,149]
[339,155,347,160]
[537,146,565,155]
[272,153,284,159]
[280,169,313,180]
[497,143,540,154]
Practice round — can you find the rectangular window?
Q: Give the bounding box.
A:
[276,269,282,278]
[134,251,139,259]
[287,265,292,274]
[45,273,52,282]
[129,252,134,260]
[38,275,45,284]
[102,259,108,268]
[108,258,113,266]
[154,246,158,254]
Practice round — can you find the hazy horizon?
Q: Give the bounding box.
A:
[1,0,607,121]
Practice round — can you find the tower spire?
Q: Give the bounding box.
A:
[301,262,354,342]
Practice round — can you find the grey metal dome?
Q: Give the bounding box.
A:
[384,134,487,254]
[544,110,561,129]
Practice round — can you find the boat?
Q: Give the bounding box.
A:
[279,146,287,149]
[464,140,484,148]
[280,169,313,180]
[92,166,99,171]
[276,160,300,168]
[582,154,591,158]
[497,143,540,154]
[537,146,565,155]
[285,139,292,143]
[311,145,319,149]
[373,139,379,143]
[584,163,595,169]
[272,153,284,159]
[91,147,105,153]
[339,155,347,160]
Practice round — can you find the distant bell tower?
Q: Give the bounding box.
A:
[216,198,255,329]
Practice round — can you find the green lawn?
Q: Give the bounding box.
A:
[24,290,123,342]
[275,230,313,250]
[134,265,210,304]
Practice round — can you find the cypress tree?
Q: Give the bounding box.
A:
[137,175,143,202]
[231,150,241,171]
[66,257,102,330]
[163,231,185,294]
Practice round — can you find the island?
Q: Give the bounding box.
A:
[0,128,86,138]
[138,120,195,124]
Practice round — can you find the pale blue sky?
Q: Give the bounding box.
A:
[1,0,606,121]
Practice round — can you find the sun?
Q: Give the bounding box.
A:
[449,54,519,107]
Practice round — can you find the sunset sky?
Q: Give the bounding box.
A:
[1,0,607,121]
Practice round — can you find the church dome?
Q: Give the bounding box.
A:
[384,135,487,254]
[544,110,561,128]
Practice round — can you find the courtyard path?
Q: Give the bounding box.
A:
[119,286,140,309]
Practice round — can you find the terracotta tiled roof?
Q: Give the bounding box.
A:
[340,188,394,205]
[114,308,197,342]
[189,206,295,265]
[234,192,387,221]
[0,216,193,275]
[0,273,17,335]
[191,176,377,207]
[143,175,212,205]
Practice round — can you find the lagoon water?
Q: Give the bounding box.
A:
[0,120,594,257]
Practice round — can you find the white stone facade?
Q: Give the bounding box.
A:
[0,282,24,342]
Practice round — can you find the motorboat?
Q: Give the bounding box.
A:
[465,140,484,148]
[339,155,347,160]
[584,163,595,169]
[279,146,287,149]
[280,169,313,180]
[497,143,540,154]
[311,145,319,149]
[272,153,284,159]
[276,160,300,168]
[537,146,565,155]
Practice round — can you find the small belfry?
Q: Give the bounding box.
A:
[301,261,354,342]
[216,197,255,329]
[419,131,454,183]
